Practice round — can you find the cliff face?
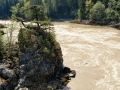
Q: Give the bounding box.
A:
[0,28,75,90]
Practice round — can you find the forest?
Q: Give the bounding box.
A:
[0,0,120,24]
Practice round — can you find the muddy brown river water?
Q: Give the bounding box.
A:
[54,22,120,90]
[1,21,120,90]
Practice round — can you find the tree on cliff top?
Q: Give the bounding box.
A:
[11,1,52,30]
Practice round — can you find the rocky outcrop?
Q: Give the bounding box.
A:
[110,23,120,30]
[0,28,76,90]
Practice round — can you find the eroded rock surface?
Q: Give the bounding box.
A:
[0,28,75,90]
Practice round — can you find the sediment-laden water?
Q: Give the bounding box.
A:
[54,22,120,90]
[1,21,120,90]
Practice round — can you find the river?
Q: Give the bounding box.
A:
[1,21,120,90]
[54,22,120,90]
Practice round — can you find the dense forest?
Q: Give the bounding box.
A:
[0,0,120,23]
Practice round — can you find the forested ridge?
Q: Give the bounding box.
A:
[0,0,120,23]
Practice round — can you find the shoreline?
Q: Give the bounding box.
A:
[0,19,120,30]
[69,19,120,30]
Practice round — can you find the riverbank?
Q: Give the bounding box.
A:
[70,19,120,30]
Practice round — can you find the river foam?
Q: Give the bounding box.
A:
[54,22,120,90]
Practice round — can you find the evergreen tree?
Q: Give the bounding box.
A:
[85,0,93,19]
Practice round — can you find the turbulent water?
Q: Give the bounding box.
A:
[1,21,120,90]
[54,22,120,90]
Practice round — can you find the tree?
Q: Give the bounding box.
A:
[85,0,93,19]
[116,0,120,20]
[89,1,105,21]
[77,0,86,19]
[105,0,119,22]
[105,8,119,22]
[11,1,47,30]
[108,0,117,10]
[75,9,81,20]
[11,2,55,53]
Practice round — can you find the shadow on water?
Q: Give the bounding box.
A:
[56,86,71,90]
[62,86,71,90]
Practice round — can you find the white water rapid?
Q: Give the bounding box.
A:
[54,22,120,90]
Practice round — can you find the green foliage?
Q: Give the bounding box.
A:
[18,28,26,52]
[18,28,33,52]
[108,0,117,9]
[89,1,105,21]
[11,1,46,21]
[38,35,43,46]
[0,0,120,23]
[11,0,56,54]
[21,5,43,20]
[85,0,93,18]
[37,31,55,54]
[0,30,3,51]
[43,39,50,48]
[75,9,81,20]
[105,0,119,22]
[48,32,56,43]
[105,8,119,22]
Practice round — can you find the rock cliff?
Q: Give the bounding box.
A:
[0,27,76,90]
